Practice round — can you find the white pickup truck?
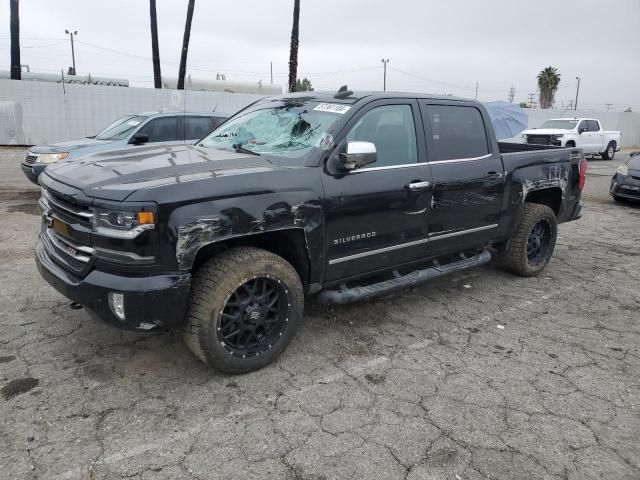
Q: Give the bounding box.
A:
[521,118,621,160]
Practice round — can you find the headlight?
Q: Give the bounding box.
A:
[521,134,527,139]
[36,152,69,164]
[93,208,155,238]
[616,164,629,176]
[551,134,564,139]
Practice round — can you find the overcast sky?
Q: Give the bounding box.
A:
[1,0,639,110]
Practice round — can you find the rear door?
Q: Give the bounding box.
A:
[322,99,433,282]
[419,101,504,257]
[587,120,604,151]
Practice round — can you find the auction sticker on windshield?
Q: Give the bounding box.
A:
[313,103,352,114]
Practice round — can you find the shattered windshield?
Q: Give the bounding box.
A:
[199,101,346,158]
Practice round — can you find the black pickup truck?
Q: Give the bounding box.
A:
[36,88,587,373]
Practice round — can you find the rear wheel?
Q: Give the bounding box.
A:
[565,141,575,148]
[184,247,304,374]
[498,203,558,277]
[601,142,616,160]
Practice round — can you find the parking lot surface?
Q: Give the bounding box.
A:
[1,147,639,480]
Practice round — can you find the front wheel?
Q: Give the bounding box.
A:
[497,203,558,277]
[184,247,304,374]
[601,142,616,160]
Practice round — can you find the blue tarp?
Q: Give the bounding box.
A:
[483,101,528,140]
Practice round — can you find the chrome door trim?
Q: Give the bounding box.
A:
[350,162,426,174]
[328,237,430,265]
[428,153,492,165]
[428,223,498,241]
[328,224,498,265]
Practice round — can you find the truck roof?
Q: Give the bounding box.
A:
[268,90,474,105]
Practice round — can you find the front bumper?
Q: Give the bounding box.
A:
[36,239,191,331]
[21,163,46,185]
[610,173,640,200]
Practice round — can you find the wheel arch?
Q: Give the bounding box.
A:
[524,186,563,216]
[191,229,312,290]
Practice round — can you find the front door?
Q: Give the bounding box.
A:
[419,102,504,257]
[322,100,433,282]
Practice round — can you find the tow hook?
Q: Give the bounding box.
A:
[69,301,83,310]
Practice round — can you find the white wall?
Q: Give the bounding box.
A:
[0,79,265,145]
[524,108,640,148]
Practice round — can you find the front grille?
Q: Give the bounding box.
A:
[41,189,94,227]
[24,153,39,165]
[41,228,94,277]
[526,135,551,146]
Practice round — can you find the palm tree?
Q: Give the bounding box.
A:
[177,0,196,90]
[149,0,162,88]
[288,0,300,93]
[10,0,21,80]
[537,67,561,109]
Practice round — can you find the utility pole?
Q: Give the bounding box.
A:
[10,0,21,80]
[270,61,273,84]
[574,76,581,110]
[64,29,78,75]
[528,93,536,109]
[149,0,162,89]
[474,82,478,100]
[177,0,195,90]
[381,58,389,92]
[508,86,515,103]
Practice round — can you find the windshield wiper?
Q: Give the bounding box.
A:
[232,143,260,156]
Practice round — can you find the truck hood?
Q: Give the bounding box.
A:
[29,137,115,154]
[43,144,280,201]
[522,128,575,136]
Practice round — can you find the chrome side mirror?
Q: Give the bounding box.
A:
[339,141,377,170]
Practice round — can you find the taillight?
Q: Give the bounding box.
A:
[578,157,587,191]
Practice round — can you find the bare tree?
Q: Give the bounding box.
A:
[288,0,300,93]
[177,0,195,90]
[10,0,21,80]
[149,0,162,88]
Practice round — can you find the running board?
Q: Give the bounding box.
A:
[317,250,492,304]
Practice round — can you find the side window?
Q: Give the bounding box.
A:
[137,117,179,143]
[577,120,588,132]
[345,105,417,168]
[426,105,488,160]
[185,116,214,140]
[587,120,600,132]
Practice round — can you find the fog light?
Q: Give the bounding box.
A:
[108,292,125,320]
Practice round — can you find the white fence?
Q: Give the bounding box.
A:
[1,79,639,147]
[0,79,265,145]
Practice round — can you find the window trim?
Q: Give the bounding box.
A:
[420,103,491,162]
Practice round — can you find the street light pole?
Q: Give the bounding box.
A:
[381,58,389,92]
[65,29,78,75]
[574,76,581,111]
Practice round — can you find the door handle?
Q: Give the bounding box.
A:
[484,172,502,180]
[406,181,431,191]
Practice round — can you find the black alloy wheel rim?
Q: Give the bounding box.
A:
[527,219,552,267]
[217,276,289,357]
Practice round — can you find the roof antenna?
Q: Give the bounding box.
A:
[334,85,353,99]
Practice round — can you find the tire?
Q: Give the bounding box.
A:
[184,247,304,374]
[612,195,626,203]
[497,203,558,277]
[601,142,616,160]
[565,141,575,148]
